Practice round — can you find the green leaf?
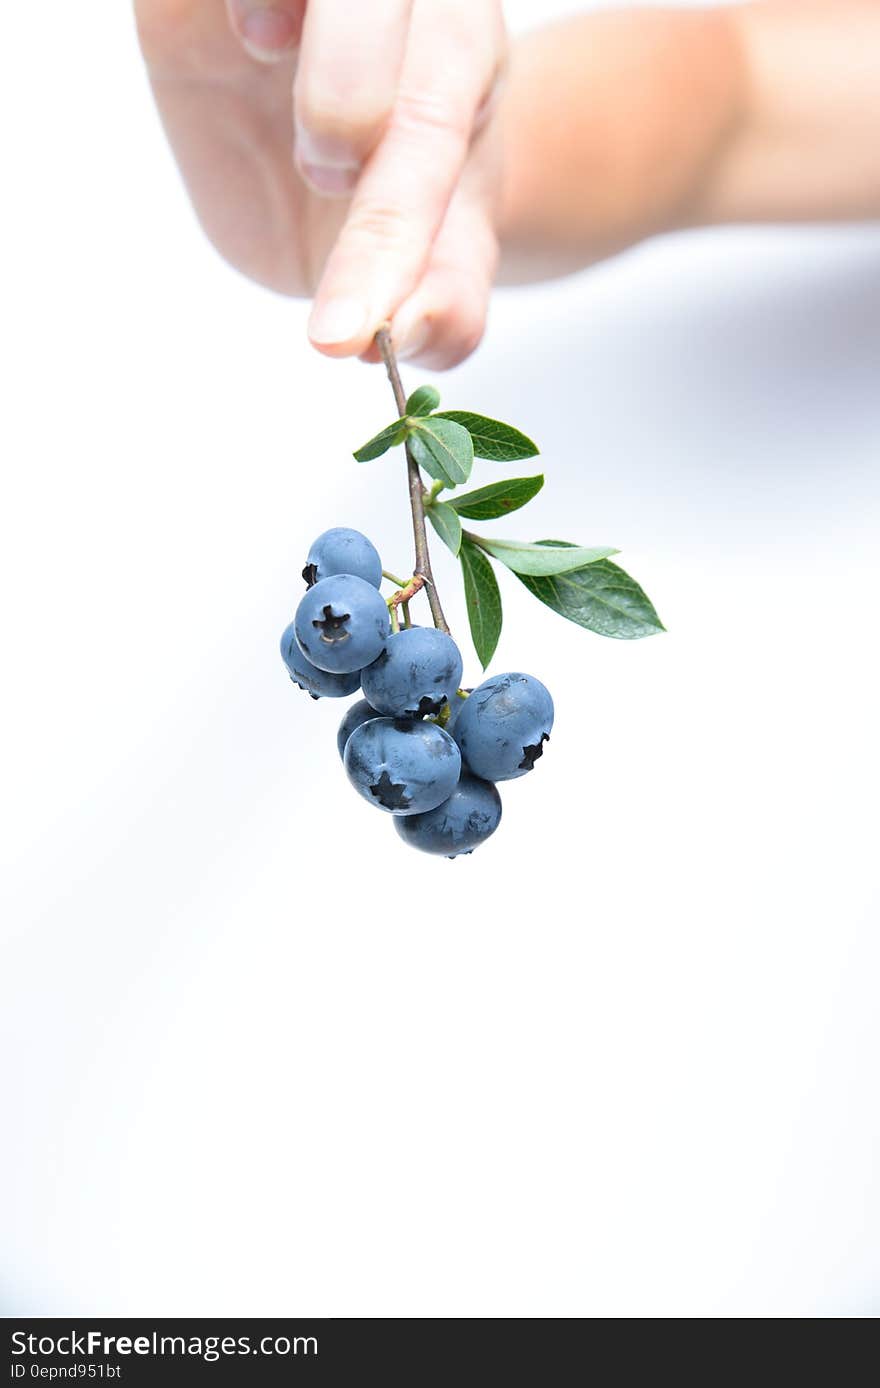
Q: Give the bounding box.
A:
[426,501,462,557]
[405,384,440,417]
[516,544,665,639]
[449,475,544,521]
[353,418,407,462]
[471,535,617,576]
[433,411,539,462]
[408,416,474,486]
[460,540,502,669]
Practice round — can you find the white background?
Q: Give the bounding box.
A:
[1,1,878,1317]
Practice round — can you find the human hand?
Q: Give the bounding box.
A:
[136,0,507,368]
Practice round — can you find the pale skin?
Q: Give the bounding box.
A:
[135,1,880,369]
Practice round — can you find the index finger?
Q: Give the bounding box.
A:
[307,0,503,355]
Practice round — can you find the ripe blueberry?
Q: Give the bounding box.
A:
[344,718,461,815]
[280,621,361,698]
[453,673,554,781]
[302,527,382,589]
[394,772,502,858]
[361,627,464,718]
[336,698,380,761]
[294,574,390,674]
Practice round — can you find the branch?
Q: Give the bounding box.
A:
[375,324,449,633]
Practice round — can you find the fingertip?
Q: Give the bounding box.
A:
[297,159,360,198]
[228,2,303,63]
[293,0,410,185]
[307,296,379,358]
[293,122,362,197]
[392,297,487,371]
[395,317,432,363]
[357,343,383,365]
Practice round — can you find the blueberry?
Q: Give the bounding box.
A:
[303,527,382,589]
[294,574,390,674]
[336,698,380,760]
[280,621,362,698]
[344,717,461,815]
[453,673,554,781]
[361,627,464,718]
[394,772,502,858]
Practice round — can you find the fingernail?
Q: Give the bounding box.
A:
[298,161,359,197]
[234,4,299,62]
[295,123,357,167]
[308,297,368,346]
[294,123,360,198]
[396,318,431,361]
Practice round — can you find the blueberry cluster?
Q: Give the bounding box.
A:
[280,528,554,858]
